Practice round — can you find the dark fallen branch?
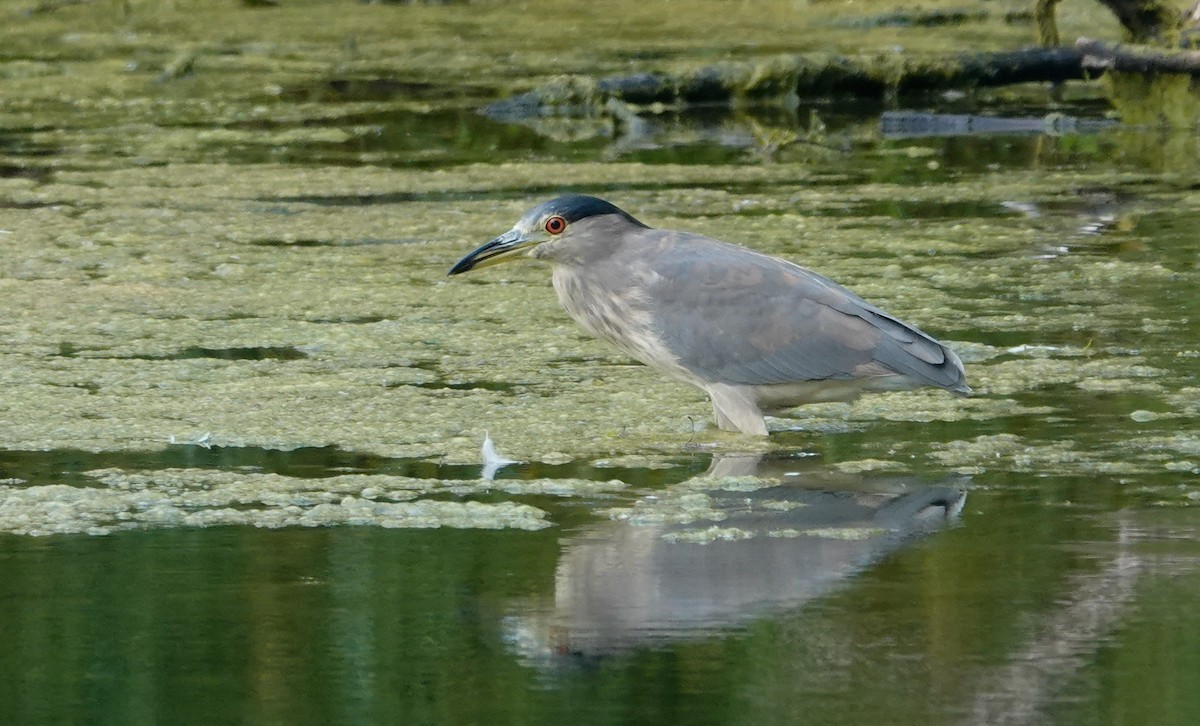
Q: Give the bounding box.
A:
[483,48,1087,120]
[1077,37,1200,75]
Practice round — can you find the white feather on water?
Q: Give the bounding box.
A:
[482,431,520,480]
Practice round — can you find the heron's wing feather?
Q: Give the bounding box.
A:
[641,233,967,391]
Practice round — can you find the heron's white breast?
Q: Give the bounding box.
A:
[550,267,697,384]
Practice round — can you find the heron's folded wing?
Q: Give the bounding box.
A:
[643,236,967,392]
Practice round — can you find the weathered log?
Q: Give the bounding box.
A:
[1077,36,1200,74]
[907,47,1086,91]
[482,48,1088,120]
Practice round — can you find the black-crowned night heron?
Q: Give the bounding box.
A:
[449,195,969,435]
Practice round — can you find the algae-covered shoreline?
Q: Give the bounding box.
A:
[2,157,1196,465]
[3,0,1200,532]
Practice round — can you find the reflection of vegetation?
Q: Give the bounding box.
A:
[6,472,1194,725]
[1036,0,1064,46]
[746,110,840,164]
[1109,126,1200,174]
[1096,0,1185,43]
[1108,71,1200,127]
[0,526,563,723]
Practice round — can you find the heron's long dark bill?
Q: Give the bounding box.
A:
[447,229,538,275]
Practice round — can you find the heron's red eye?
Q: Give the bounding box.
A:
[545,215,567,235]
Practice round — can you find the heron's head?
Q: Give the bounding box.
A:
[448,195,647,275]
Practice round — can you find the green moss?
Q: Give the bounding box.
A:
[1111,72,1200,123]
[768,527,887,540]
[1,0,1198,501]
[0,158,1194,467]
[0,468,575,535]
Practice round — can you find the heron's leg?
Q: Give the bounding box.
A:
[705,384,768,435]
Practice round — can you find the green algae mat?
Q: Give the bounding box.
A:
[3,1,1200,724]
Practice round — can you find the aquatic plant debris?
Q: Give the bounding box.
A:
[0,468,644,535]
[0,162,1194,467]
[768,527,886,540]
[0,1,1198,499]
[603,475,795,526]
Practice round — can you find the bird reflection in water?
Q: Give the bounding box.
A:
[503,455,966,661]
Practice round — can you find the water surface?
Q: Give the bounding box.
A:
[2,1,1200,724]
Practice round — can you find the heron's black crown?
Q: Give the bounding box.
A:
[535,195,649,228]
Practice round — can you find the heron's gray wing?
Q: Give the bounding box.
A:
[640,233,967,391]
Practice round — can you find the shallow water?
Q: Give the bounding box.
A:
[3,1,1200,724]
